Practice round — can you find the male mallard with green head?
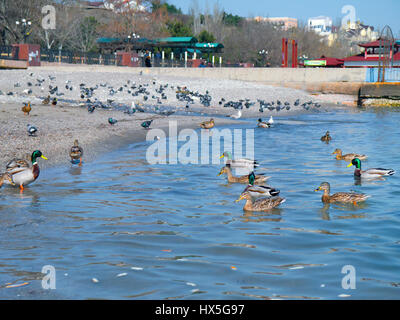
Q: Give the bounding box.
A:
[7,150,48,191]
[347,158,395,179]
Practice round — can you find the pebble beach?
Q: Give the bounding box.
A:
[0,66,355,169]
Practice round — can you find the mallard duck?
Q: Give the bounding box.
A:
[242,172,280,198]
[218,165,269,184]
[347,158,395,179]
[6,153,30,174]
[22,102,31,115]
[315,182,370,204]
[8,150,48,191]
[70,139,83,165]
[0,172,14,188]
[220,151,258,171]
[321,131,331,142]
[257,118,271,128]
[332,148,367,161]
[235,192,286,211]
[200,118,214,129]
[51,97,57,106]
[42,95,50,105]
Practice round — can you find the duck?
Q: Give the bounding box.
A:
[200,118,214,129]
[315,182,370,204]
[7,150,48,191]
[347,158,395,179]
[70,139,83,165]
[22,102,31,115]
[235,192,286,211]
[321,131,331,142]
[220,151,258,171]
[242,172,280,198]
[218,165,269,184]
[0,172,15,188]
[51,97,57,106]
[6,153,30,174]
[257,118,271,128]
[42,95,50,105]
[332,148,367,161]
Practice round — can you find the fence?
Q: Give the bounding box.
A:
[40,48,118,66]
[366,67,400,83]
[0,45,18,60]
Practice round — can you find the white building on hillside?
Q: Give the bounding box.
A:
[308,16,333,37]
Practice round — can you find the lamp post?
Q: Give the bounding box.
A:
[127,33,140,51]
[258,49,269,67]
[15,19,32,43]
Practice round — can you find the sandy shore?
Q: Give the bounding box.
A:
[0,66,352,170]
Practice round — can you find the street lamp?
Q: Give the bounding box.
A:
[258,49,269,67]
[15,19,32,43]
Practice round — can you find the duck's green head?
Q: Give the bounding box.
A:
[31,150,48,164]
[248,172,255,185]
[348,158,361,169]
[220,151,232,160]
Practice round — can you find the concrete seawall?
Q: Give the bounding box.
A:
[35,65,367,83]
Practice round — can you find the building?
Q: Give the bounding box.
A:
[103,0,148,12]
[344,39,400,67]
[307,16,333,37]
[253,17,298,30]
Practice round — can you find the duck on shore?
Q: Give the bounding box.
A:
[5,150,48,192]
[70,139,84,165]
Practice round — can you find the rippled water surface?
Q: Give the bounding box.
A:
[1,107,400,299]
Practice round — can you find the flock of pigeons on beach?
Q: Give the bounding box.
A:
[1,71,328,137]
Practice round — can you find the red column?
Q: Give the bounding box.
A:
[281,38,286,67]
[284,39,288,67]
[292,40,298,68]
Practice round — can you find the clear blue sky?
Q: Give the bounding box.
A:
[168,0,400,36]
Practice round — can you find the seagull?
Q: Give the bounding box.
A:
[230,110,242,119]
[27,124,37,136]
[268,116,274,125]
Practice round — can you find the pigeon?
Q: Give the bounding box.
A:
[141,120,153,129]
[27,124,37,136]
[87,105,95,113]
[108,118,118,125]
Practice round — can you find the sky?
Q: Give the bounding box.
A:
[167,0,400,36]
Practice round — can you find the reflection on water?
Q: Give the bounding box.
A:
[1,107,400,299]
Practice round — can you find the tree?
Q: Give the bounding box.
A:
[198,29,215,43]
[70,16,99,52]
[166,20,193,37]
[222,12,243,27]
[151,0,182,14]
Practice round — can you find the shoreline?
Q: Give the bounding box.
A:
[0,67,354,171]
